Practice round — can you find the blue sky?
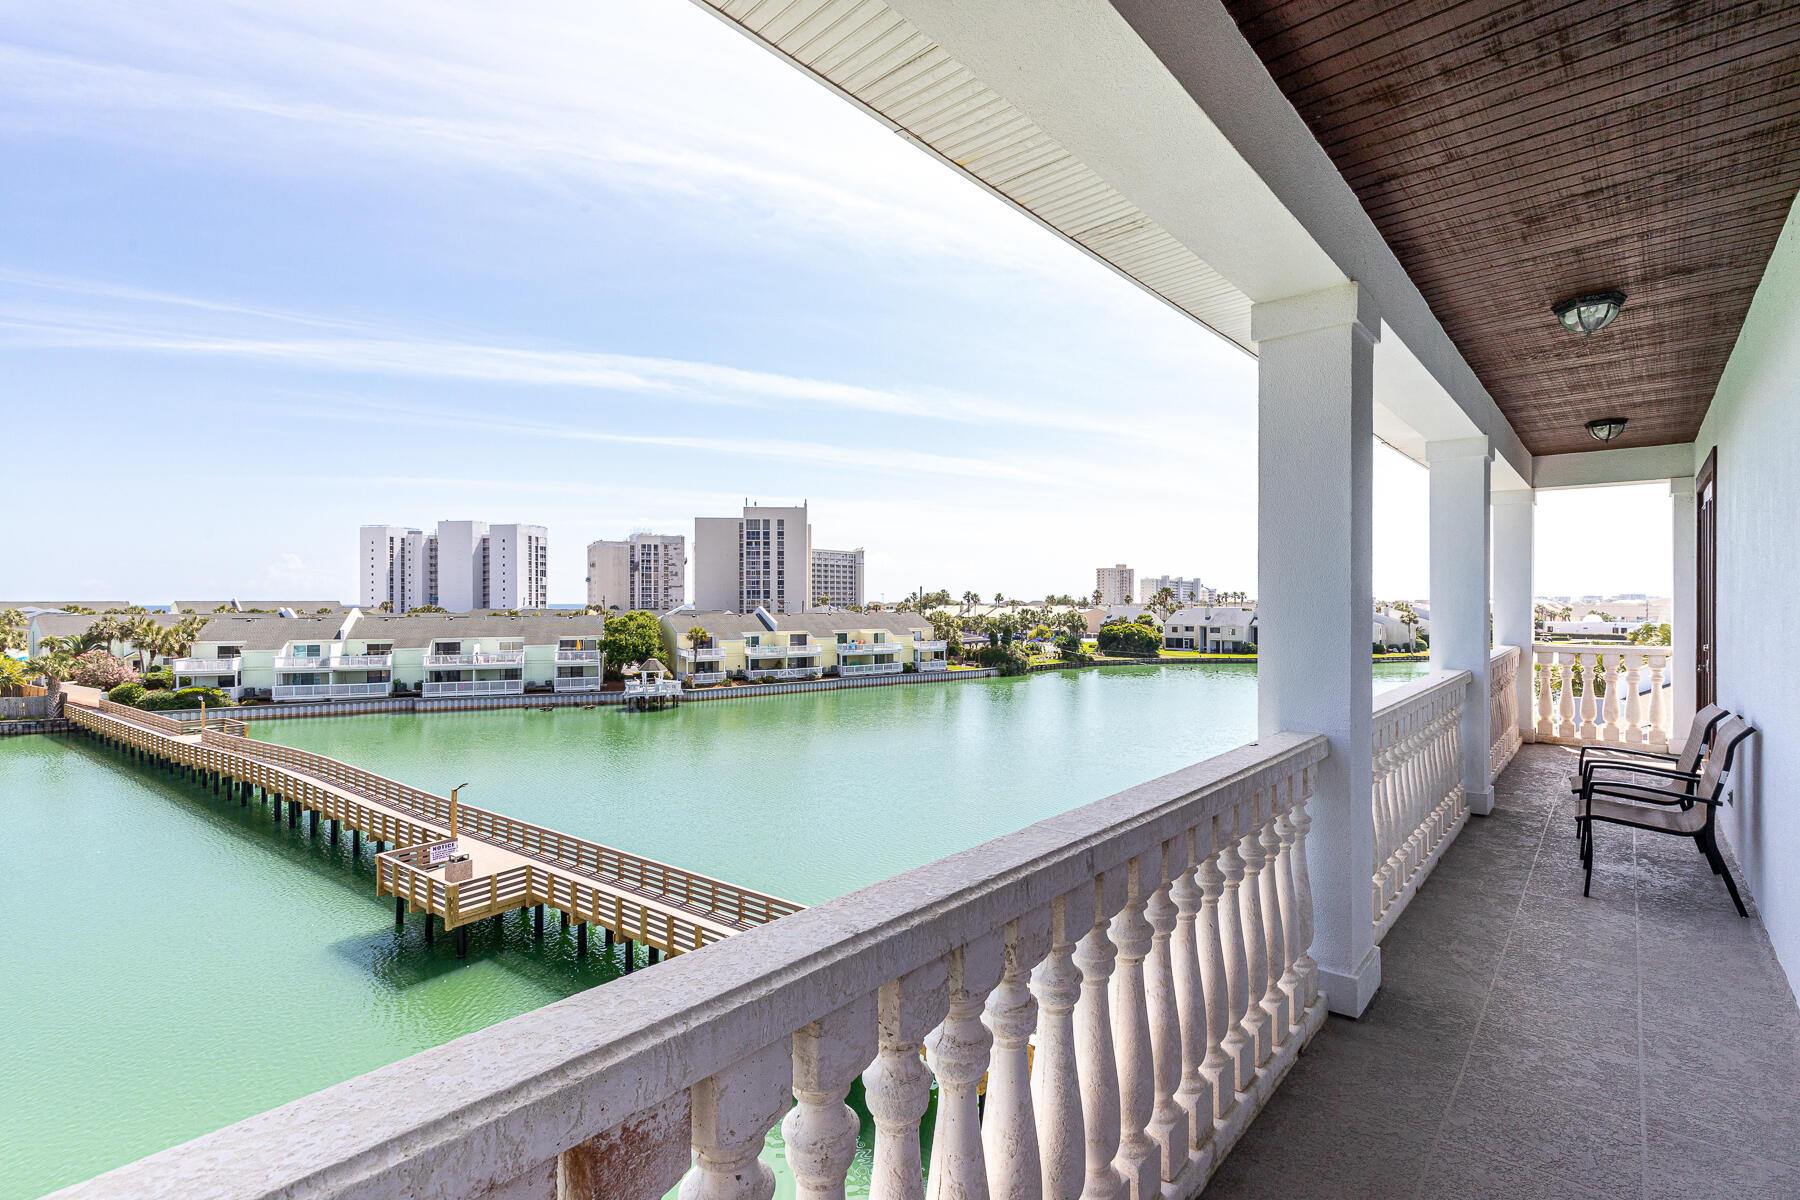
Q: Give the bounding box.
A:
[0,0,1670,604]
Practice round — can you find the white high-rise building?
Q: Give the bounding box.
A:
[586,533,686,612]
[694,502,813,614]
[358,520,547,613]
[810,547,865,608]
[1096,564,1135,606]
[1139,574,1209,605]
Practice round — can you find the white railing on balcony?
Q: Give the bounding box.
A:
[1489,645,1522,783]
[272,682,393,701]
[273,655,328,670]
[552,675,606,692]
[917,659,948,672]
[745,643,817,658]
[839,661,904,676]
[686,671,727,686]
[682,646,724,661]
[912,639,947,652]
[422,678,524,697]
[173,657,240,674]
[554,649,604,664]
[837,640,895,654]
[333,653,394,669]
[1370,669,1470,942]
[62,733,1328,1200]
[425,651,527,667]
[749,667,820,680]
[1529,642,1673,750]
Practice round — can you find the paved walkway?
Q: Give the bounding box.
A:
[1209,742,1800,1199]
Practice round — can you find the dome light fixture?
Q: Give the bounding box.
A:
[1553,291,1626,335]
[1586,417,1628,443]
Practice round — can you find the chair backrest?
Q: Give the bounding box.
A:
[1698,716,1757,802]
[1677,703,1732,773]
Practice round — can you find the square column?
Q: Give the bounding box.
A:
[1426,438,1494,816]
[1671,477,1697,742]
[1252,282,1379,1018]
[1491,489,1536,739]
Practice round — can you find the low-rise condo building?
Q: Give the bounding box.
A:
[173,611,607,701]
[663,608,945,684]
[1162,605,1257,653]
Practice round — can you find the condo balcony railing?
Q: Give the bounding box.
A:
[912,639,948,652]
[686,671,727,685]
[554,649,605,664]
[422,678,524,697]
[745,643,819,658]
[836,641,896,654]
[682,646,724,661]
[173,657,240,674]
[272,655,328,670]
[917,659,949,671]
[424,651,526,668]
[551,675,606,692]
[751,667,820,680]
[1527,642,1675,750]
[839,661,904,676]
[333,654,394,669]
[271,682,393,701]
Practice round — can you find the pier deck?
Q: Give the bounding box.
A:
[61,694,801,957]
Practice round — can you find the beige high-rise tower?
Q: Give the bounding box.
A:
[693,502,813,614]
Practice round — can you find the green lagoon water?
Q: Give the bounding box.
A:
[1,663,1425,1197]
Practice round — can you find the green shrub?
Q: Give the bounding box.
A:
[107,682,147,706]
[139,686,234,711]
[975,644,1030,676]
[141,668,176,691]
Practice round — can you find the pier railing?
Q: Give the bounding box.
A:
[1370,669,1469,942]
[98,697,246,738]
[55,732,1329,1200]
[203,728,801,925]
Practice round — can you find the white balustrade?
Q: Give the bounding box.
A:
[271,682,393,701]
[173,657,240,673]
[1488,645,1522,782]
[424,651,526,667]
[421,678,524,697]
[1528,643,1673,750]
[1370,670,1470,942]
[61,735,1329,1200]
[551,676,606,692]
[687,671,728,686]
[553,649,604,664]
[917,660,949,672]
[840,662,904,676]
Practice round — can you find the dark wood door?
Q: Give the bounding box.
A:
[1696,448,1718,709]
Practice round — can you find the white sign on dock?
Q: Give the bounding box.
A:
[428,841,458,866]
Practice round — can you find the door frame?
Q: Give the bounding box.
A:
[1696,447,1718,709]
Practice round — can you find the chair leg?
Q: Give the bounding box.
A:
[1704,831,1749,918]
[1583,822,1595,897]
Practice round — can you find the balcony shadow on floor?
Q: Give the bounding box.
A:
[1205,743,1800,1199]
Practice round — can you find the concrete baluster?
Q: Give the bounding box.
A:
[679,1039,794,1200]
[1623,655,1645,746]
[1106,858,1158,1200]
[1557,650,1577,739]
[1235,805,1273,1068]
[927,937,1002,1200]
[1195,838,1237,1127]
[1167,835,1215,1157]
[1600,652,1623,744]
[784,997,877,1200]
[1257,811,1289,1042]
[864,961,949,1200]
[1578,651,1600,741]
[1290,771,1321,1011]
[1073,881,1126,1200]
[984,910,1051,1200]
[1273,789,1306,1039]
[1648,655,1669,749]
[1214,831,1253,1095]
[1535,649,1556,739]
[1030,895,1087,1200]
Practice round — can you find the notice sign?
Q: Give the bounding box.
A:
[429,841,458,867]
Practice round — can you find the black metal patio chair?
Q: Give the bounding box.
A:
[1570,701,1728,791]
[1574,715,1758,916]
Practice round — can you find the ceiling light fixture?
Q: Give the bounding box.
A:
[1553,291,1626,335]
[1586,417,1628,443]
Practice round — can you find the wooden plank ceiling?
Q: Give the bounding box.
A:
[1222,0,1800,455]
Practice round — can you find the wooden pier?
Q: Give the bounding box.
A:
[61,696,801,960]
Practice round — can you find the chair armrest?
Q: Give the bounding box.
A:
[1583,762,1700,786]
[1584,779,1714,807]
[1578,745,1677,775]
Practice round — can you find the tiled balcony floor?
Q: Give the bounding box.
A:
[1208,743,1800,1199]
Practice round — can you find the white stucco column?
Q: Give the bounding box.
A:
[1491,489,1535,740]
[1252,282,1378,1018]
[1426,437,1494,816]
[1671,476,1697,742]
